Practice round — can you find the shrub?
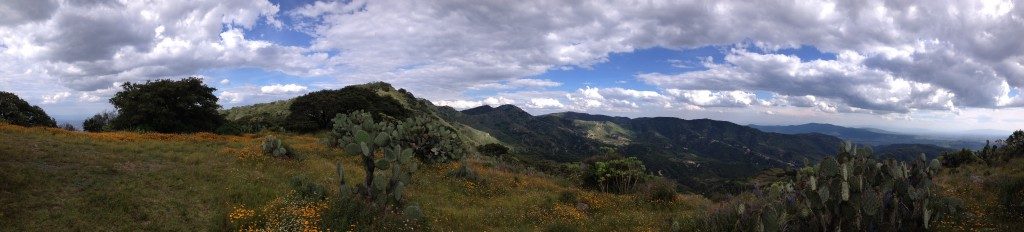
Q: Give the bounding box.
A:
[83,111,116,132]
[557,190,579,204]
[108,77,225,133]
[940,148,979,168]
[997,176,1024,219]
[214,121,245,135]
[285,84,411,132]
[0,91,56,127]
[289,175,327,201]
[642,177,677,202]
[478,143,509,157]
[262,135,296,158]
[59,122,77,131]
[581,156,650,193]
[450,157,480,182]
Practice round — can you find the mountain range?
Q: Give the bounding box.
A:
[224,83,958,194]
[749,123,985,150]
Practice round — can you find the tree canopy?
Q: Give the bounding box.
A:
[109,77,224,133]
[285,85,411,132]
[0,91,56,127]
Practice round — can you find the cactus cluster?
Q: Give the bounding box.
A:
[327,111,419,205]
[396,116,467,163]
[262,135,295,158]
[712,141,948,231]
[325,112,468,163]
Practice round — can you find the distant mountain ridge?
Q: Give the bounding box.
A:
[750,123,984,150]
[441,106,845,193]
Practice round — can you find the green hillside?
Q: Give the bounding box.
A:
[443,107,845,194]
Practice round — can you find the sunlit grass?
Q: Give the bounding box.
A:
[932,159,1024,232]
[0,123,711,231]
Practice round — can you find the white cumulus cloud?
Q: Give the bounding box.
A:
[260,84,308,94]
[526,98,565,109]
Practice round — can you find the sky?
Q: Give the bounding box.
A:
[1,0,1024,135]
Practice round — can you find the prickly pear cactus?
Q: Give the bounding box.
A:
[326,110,467,208]
[261,135,294,158]
[720,141,946,231]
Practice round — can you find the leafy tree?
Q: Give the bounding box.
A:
[285,85,411,132]
[0,91,56,127]
[83,111,116,132]
[1004,130,1024,157]
[108,77,225,133]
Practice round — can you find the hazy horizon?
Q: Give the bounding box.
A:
[3,0,1024,135]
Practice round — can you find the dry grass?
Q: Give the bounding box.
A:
[932,159,1024,232]
[0,123,710,231]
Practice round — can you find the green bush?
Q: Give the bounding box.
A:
[108,77,225,133]
[0,91,56,127]
[289,175,326,201]
[940,148,979,168]
[581,156,650,193]
[83,111,116,132]
[214,121,245,135]
[285,84,411,132]
[478,143,509,157]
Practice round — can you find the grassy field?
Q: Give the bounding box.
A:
[932,158,1024,231]
[0,123,710,231]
